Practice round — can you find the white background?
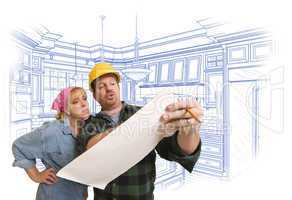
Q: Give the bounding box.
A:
[1,0,291,199]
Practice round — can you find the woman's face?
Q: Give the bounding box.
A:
[67,89,90,120]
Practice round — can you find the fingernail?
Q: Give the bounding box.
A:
[163,114,169,121]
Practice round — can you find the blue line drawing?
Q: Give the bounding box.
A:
[9,17,284,192]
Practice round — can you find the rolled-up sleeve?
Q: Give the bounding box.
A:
[12,128,44,170]
[155,131,201,173]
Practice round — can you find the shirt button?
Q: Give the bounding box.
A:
[113,198,117,200]
[112,183,116,187]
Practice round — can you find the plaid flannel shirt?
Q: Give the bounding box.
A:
[77,102,201,200]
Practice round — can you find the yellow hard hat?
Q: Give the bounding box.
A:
[88,62,121,91]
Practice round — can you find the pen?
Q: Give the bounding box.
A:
[186,108,202,123]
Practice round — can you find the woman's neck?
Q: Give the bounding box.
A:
[67,117,81,137]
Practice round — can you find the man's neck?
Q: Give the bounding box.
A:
[102,101,123,117]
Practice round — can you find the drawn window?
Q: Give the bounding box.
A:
[22,71,31,84]
[51,77,58,89]
[83,79,89,90]
[32,56,40,69]
[254,45,271,58]
[44,71,50,89]
[23,53,30,66]
[207,54,224,69]
[228,46,248,63]
[188,58,199,80]
[58,72,66,89]
[69,78,76,87]
[127,81,131,100]
[16,101,28,114]
[251,42,273,60]
[160,63,169,81]
[148,64,157,83]
[76,74,83,88]
[207,73,222,104]
[43,69,68,113]
[32,75,40,102]
[174,61,184,81]
[231,49,245,60]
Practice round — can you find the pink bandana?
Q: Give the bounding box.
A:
[51,87,74,112]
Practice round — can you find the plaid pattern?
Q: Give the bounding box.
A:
[77,102,201,200]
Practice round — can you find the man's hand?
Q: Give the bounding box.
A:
[158,99,203,137]
[158,99,203,155]
[86,128,113,150]
[26,167,57,185]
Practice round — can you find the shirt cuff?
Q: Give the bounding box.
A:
[170,131,202,172]
[171,131,201,156]
[13,159,36,170]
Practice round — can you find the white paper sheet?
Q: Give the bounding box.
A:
[57,92,176,189]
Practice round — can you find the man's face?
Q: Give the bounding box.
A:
[93,74,120,109]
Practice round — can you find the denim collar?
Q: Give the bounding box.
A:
[60,117,72,135]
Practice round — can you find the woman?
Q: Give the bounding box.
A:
[12,87,90,200]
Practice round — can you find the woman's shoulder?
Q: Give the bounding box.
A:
[38,120,63,136]
[12,120,61,146]
[39,120,60,129]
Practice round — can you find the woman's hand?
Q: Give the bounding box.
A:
[26,167,57,185]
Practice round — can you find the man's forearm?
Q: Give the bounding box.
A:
[86,132,108,149]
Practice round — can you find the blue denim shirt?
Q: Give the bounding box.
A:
[12,119,87,200]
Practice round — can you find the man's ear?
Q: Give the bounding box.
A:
[92,92,98,102]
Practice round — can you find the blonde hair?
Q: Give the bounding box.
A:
[55,87,87,121]
[55,112,65,121]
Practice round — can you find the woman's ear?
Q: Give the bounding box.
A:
[64,109,70,116]
[64,103,71,116]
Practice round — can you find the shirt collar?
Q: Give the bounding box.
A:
[60,117,72,135]
[97,101,128,119]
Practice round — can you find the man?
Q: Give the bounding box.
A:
[77,62,203,200]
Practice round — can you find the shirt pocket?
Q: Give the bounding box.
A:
[44,137,67,168]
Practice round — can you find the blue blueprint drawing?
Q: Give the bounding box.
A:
[9,16,284,193]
